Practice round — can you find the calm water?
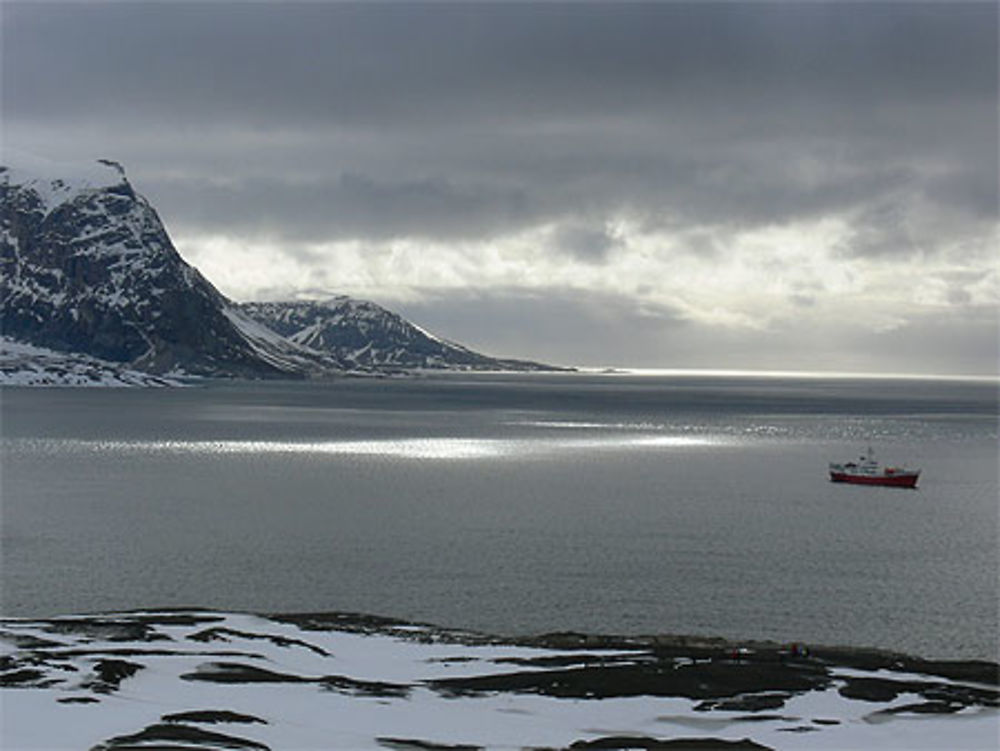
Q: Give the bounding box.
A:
[2,374,997,660]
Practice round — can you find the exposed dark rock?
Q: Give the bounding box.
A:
[694,693,792,712]
[838,676,925,703]
[162,710,267,725]
[378,738,483,751]
[430,659,829,701]
[90,722,270,750]
[39,617,169,643]
[179,661,410,698]
[568,736,774,750]
[121,612,226,628]
[270,610,421,632]
[319,674,411,698]
[39,647,263,660]
[188,626,330,656]
[0,630,65,649]
[494,653,642,669]
[83,659,143,693]
[180,662,310,684]
[730,715,791,723]
[0,668,48,687]
[872,701,965,716]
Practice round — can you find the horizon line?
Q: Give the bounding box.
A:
[573,366,1000,383]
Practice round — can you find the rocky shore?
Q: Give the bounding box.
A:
[2,609,997,750]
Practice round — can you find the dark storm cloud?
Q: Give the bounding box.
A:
[5,3,994,125]
[3,1,996,251]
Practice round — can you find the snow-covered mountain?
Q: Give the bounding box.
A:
[240,298,556,371]
[0,155,346,379]
[1,155,561,382]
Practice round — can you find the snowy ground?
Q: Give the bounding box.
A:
[0,337,179,387]
[1,610,997,750]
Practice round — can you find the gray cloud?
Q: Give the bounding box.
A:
[151,171,535,243]
[6,3,994,126]
[4,2,995,252]
[2,2,996,374]
[392,288,998,375]
[390,287,687,367]
[551,223,618,264]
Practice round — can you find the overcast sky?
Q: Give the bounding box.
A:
[3,1,997,375]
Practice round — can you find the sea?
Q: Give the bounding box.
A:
[1,373,997,661]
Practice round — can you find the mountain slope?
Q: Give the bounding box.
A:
[0,155,340,378]
[240,298,559,371]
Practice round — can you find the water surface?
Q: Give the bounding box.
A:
[2,373,997,659]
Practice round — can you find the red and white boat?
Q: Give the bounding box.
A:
[829,447,920,488]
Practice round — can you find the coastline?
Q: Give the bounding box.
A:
[3,608,997,750]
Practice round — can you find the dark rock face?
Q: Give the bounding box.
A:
[240,298,559,371]
[1,161,329,378]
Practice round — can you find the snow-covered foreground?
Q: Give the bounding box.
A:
[0,337,180,387]
[1,610,996,750]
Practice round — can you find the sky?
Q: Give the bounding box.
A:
[2,1,998,375]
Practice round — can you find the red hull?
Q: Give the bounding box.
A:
[829,471,919,488]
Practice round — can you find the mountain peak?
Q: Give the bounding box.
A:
[95,158,127,177]
[1,152,132,215]
[1,157,339,378]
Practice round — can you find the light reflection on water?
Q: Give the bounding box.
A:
[13,433,720,461]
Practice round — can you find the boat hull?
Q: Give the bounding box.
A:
[829,471,919,488]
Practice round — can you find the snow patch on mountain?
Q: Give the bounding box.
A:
[1,151,127,214]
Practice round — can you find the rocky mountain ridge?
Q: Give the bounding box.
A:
[240,298,555,372]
